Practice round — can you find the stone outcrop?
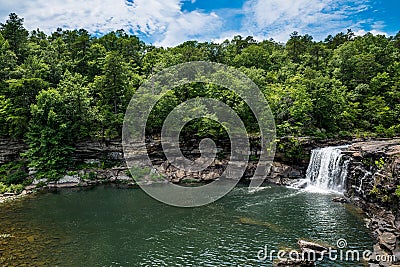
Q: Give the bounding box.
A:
[124,136,307,184]
[345,139,400,209]
[273,239,331,267]
[0,137,306,202]
[27,166,135,190]
[344,139,400,267]
[0,136,349,187]
[0,139,27,164]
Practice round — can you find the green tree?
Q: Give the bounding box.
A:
[91,51,141,139]
[1,78,48,138]
[0,13,28,63]
[0,33,17,80]
[25,72,92,179]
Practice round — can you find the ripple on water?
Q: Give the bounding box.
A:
[0,185,373,266]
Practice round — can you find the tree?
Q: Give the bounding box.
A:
[233,44,271,70]
[2,78,48,138]
[25,72,92,179]
[286,32,313,63]
[0,13,28,63]
[0,33,17,80]
[91,51,140,140]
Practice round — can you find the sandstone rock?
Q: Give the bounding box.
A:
[380,232,397,251]
[297,240,328,253]
[176,170,186,179]
[275,259,314,266]
[87,180,98,185]
[370,244,386,263]
[392,249,400,263]
[28,168,37,175]
[32,178,47,185]
[171,177,181,183]
[116,175,132,181]
[332,197,348,203]
[58,175,80,184]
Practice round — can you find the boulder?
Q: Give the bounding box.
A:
[275,259,314,267]
[58,175,80,184]
[380,232,397,251]
[116,175,132,181]
[297,240,328,253]
[332,197,348,203]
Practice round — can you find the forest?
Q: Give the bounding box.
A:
[0,13,399,185]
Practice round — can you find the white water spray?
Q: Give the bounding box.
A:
[304,145,350,193]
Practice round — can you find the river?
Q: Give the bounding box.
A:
[0,184,373,266]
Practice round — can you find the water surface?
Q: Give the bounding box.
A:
[0,185,373,266]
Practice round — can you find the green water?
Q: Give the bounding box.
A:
[0,185,373,266]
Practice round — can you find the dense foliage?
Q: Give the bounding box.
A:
[0,13,399,178]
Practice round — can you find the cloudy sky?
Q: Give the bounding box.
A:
[0,0,398,47]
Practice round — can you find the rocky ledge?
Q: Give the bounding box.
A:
[0,189,34,204]
[344,138,400,267]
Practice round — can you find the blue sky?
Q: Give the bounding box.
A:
[0,0,398,47]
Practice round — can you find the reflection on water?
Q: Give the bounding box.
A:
[0,185,373,266]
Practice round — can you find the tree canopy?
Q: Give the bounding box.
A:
[0,13,399,178]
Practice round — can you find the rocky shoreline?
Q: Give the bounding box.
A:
[344,139,400,267]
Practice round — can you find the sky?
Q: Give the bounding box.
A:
[0,0,398,47]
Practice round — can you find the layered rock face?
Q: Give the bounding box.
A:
[122,136,307,184]
[0,139,27,164]
[0,137,306,186]
[344,139,400,267]
[345,139,400,210]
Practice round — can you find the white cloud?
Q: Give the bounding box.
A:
[353,29,387,36]
[0,0,385,46]
[211,32,266,44]
[154,11,221,47]
[241,0,374,42]
[0,0,221,47]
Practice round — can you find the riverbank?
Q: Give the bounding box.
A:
[0,189,32,204]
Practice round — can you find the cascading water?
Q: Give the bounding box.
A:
[304,145,350,193]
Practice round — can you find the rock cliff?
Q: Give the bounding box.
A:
[344,139,400,267]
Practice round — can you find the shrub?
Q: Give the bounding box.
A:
[278,137,305,162]
[374,158,385,169]
[0,182,7,193]
[8,184,24,194]
[0,182,24,194]
[395,186,400,198]
[6,170,27,185]
[88,171,97,180]
[369,185,379,195]
[0,162,28,186]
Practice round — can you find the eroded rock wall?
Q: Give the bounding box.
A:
[344,139,400,267]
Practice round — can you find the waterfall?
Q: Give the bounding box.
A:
[304,145,350,193]
[358,171,372,193]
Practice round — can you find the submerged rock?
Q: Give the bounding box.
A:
[332,196,348,203]
[273,240,329,267]
[238,217,283,232]
[297,240,328,254]
[275,258,314,267]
